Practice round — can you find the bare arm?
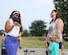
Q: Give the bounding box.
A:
[57,19,64,34]
[45,34,49,48]
[5,20,14,33]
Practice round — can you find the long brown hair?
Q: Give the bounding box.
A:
[50,10,61,24]
[9,10,23,32]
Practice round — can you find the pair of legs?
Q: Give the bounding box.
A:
[61,45,64,53]
[5,35,18,55]
[59,40,64,55]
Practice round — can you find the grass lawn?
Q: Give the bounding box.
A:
[0,36,68,49]
[64,41,68,49]
[22,36,68,49]
[22,36,45,48]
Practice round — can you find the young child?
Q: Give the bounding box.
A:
[47,32,60,55]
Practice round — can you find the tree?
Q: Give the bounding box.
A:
[23,30,29,37]
[29,20,47,36]
[0,29,4,35]
[53,0,68,34]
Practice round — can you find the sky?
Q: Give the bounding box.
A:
[0,0,55,30]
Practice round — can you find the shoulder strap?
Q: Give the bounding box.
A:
[9,19,13,25]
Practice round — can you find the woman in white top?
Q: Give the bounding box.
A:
[5,10,23,55]
[46,10,64,55]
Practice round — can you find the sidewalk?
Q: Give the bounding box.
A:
[0,48,68,55]
[17,48,68,55]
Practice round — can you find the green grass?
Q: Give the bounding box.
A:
[64,41,68,49]
[0,36,2,48]
[22,36,45,48]
[22,36,68,49]
[0,36,68,49]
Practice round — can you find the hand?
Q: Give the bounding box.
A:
[13,21,18,26]
[13,22,21,28]
[45,43,48,48]
[17,23,22,28]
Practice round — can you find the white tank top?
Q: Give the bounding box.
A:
[47,19,63,42]
[6,19,20,37]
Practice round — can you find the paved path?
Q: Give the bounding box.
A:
[17,48,68,55]
[0,48,68,55]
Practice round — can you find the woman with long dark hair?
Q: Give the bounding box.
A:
[5,10,23,55]
[46,10,64,55]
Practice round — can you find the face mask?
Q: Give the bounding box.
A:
[13,17,19,23]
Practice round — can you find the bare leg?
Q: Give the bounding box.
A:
[59,49,63,55]
[62,45,64,54]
